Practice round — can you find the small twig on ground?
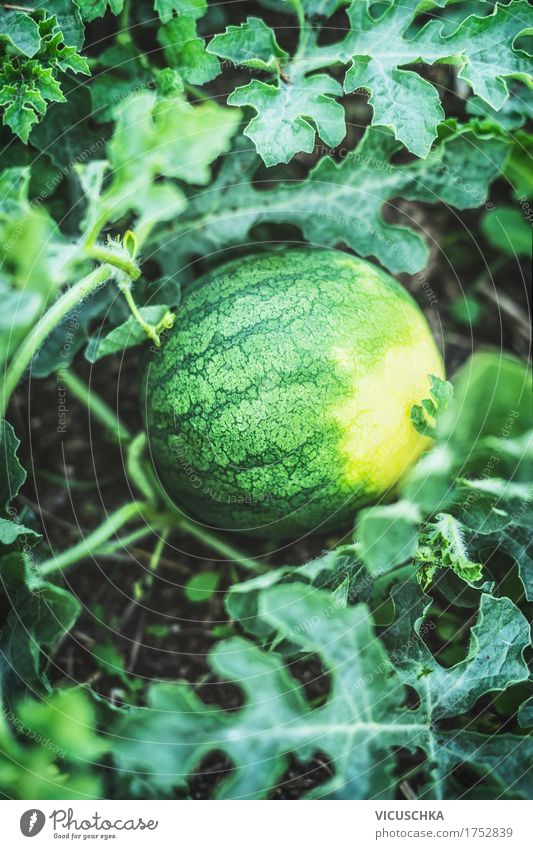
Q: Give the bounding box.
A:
[400,780,418,800]
[128,610,146,673]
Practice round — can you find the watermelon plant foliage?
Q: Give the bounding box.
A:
[0,0,531,803]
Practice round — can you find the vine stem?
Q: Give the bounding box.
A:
[176,514,263,573]
[149,529,169,572]
[97,525,157,556]
[38,500,148,577]
[118,0,131,44]
[119,281,161,346]
[60,370,131,444]
[133,528,170,598]
[1,264,114,418]
[135,435,263,573]
[85,246,140,279]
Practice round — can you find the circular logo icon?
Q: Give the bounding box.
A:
[20,810,46,837]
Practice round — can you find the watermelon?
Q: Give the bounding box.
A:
[143,249,443,537]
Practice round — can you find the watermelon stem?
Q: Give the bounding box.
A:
[1,263,115,418]
[61,369,131,444]
[38,500,149,576]
[175,513,264,573]
[118,277,164,347]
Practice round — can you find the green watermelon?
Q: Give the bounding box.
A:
[144,249,443,537]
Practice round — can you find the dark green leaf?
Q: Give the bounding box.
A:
[0,552,81,693]
[0,12,89,142]
[116,584,428,799]
[430,730,533,800]
[385,583,530,719]
[0,421,26,514]
[154,126,507,275]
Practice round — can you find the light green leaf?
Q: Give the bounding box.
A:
[228,73,345,167]
[418,0,533,112]
[342,0,445,157]
[208,17,288,73]
[0,517,41,546]
[411,374,454,437]
[481,206,532,256]
[155,0,207,24]
[91,91,241,237]
[0,688,104,799]
[209,17,345,167]
[504,129,533,197]
[77,0,124,21]
[467,86,533,130]
[415,512,484,588]
[301,0,349,16]
[0,168,69,365]
[225,544,363,638]
[438,352,533,449]
[342,0,533,157]
[185,570,220,602]
[158,15,220,84]
[355,501,421,576]
[34,0,85,50]
[346,59,444,159]
[1,90,41,142]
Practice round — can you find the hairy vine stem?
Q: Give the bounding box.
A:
[38,500,148,576]
[2,237,142,418]
[61,369,131,444]
[1,263,114,418]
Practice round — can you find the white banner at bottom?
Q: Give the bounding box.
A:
[3,799,533,848]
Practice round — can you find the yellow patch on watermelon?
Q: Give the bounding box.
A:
[332,334,444,495]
